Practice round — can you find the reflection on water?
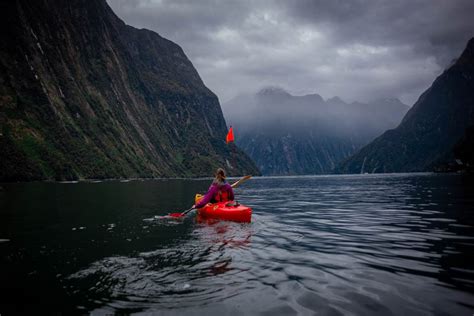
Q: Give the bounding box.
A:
[1,174,474,315]
[66,220,253,313]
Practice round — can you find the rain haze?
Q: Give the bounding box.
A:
[106,0,474,106]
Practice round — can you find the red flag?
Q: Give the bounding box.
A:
[226,126,234,144]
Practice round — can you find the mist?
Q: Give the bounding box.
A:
[223,87,409,141]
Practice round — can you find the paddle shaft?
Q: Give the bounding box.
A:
[230,175,252,188]
[180,206,195,216]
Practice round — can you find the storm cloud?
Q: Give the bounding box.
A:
[106,0,474,105]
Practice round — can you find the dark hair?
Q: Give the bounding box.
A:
[214,168,226,184]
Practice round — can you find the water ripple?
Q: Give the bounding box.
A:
[19,174,474,314]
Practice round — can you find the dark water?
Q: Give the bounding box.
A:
[1,174,474,315]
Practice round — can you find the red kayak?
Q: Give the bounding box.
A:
[197,201,252,223]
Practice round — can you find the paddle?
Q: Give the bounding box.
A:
[169,206,195,218]
[230,175,252,188]
[168,175,252,218]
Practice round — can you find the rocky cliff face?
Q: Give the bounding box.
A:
[337,38,474,174]
[0,0,259,181]
[223,88,409,175]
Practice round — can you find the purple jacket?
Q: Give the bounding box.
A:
[195,182,234,209]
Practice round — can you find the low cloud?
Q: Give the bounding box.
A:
[107,0,474,105]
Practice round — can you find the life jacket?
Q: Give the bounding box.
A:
[214,188,229,202]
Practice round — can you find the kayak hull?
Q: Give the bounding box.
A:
[198,202,252,223]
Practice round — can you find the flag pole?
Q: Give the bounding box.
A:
[232,141,236,173]
[226,125,236,174]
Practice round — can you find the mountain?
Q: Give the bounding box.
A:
[337,38,474,174]
[451,125,474,171]
[223,89,409,175]
[0,0,259,181]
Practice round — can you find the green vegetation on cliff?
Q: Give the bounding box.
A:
[0,0,259,181]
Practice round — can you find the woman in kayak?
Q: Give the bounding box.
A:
[194,168,234,209]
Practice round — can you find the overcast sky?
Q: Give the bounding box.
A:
[106,0,474,106]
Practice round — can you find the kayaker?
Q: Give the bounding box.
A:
[193,168,234,209]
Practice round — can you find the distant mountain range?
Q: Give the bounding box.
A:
[223,89,409,175]
[337,37,474,174]
[0,0,259,181]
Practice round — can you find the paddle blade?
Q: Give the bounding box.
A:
[168,212,184,218]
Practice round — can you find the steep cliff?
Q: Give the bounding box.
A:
[0,0,259,181]
[223,88,409,175]
[337,38,474,174]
